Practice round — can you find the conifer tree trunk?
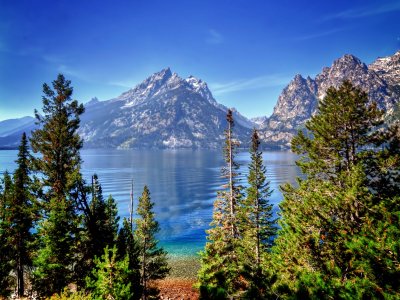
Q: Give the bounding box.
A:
[274,81,400,298]
[17,237,23,297]
[135,186,169,299]
[227,118,235,237]
[255,169,260,268]
[30,74,85,297]
[242,129,276,296]
[142,236,147,300]
[197,109,246,297]
[11,132,33,298]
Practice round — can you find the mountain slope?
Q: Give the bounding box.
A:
[79,68,252,148]
[1,51,398,150]
[0,116,37,148]
[0,116,35,137]
[259,51,399,148]
[369,50,400,95]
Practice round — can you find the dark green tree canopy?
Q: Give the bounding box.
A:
[31,73,84,201]
[11,133,35,297]
[31,74,85,297]
[271,81,400,299]
[135,185,169,299]
[292,80,384,181]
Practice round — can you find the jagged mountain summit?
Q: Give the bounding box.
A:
[79,68,252,148]
[369,50,400,91]
[258,50,400,148]
[1,51,399,150]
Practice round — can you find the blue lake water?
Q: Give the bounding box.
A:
[0,149,300,258]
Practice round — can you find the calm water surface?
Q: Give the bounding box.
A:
[0,149,300,257]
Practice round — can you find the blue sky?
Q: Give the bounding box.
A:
[0,0,399,121]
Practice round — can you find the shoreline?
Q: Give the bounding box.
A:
[167,254,200,280]
[157,256,200,299]
[157,278,199,299]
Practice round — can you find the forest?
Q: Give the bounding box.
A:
[0,75,399,299]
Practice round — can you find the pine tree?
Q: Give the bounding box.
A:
[197,109,245,298]
[135,185,169,300]
[30,74,85,296]
[291,80,384,181]
[88,175,119,252]
[116,218,142,300]
[271,81,400,298]
[0,172,13,297]
[241,129,276,297]
[30,74,84,203]
[76,174,120,288]
[9,132,35,297]
[86,246,133,300]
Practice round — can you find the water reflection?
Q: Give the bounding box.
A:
[0,149,300,256]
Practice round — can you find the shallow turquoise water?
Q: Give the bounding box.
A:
[0,149,300,257]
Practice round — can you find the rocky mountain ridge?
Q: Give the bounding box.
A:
[78,68,252,148]
[258,50,400,148]
[0,50,398,149]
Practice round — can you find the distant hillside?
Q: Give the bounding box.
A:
[0,116,36,148]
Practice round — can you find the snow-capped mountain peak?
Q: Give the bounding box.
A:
[369,50,400,87]
[78,69,252,148]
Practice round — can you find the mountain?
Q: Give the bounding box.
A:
[1,51,398,150]
[0,116,37,148]
[251,116,268,129]
[258,51,400,148]
[0,116,35,137]
[79,68,252,148]
[369,50,400,94]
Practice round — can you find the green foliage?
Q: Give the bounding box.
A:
[76,175,120,288]
[135,185,170,299]
[0,172,14,297]
[386,100,400,125]
[116,218,142,299]
[30,74,85,297]
[9,132,35,297]
[32,196,78,298]
[292,80,384,180]
[240,129,276,298]
[86,246,133,300]
[47,289,91,300]
[271,81,400,298]
[198,109,245,298]
[30,73,84,203]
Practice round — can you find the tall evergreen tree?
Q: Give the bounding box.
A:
[76,174,120,288]
[116,218,142,300]
[135,185,169,300]
[240,129,276,297]
[271,81,400,298]
[9,132,35,297]
[291,80,384,181]
[0,172,13,297]
[30,74,85,297]
[197,109,245,298]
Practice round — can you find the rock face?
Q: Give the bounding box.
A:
[0,51,398,150]
[79,68,252,148]
[369,50,400,93]
[259,51,400,148]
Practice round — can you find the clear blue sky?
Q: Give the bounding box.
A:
[0,0,399,121]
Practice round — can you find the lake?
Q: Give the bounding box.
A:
[0,149,300,258]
